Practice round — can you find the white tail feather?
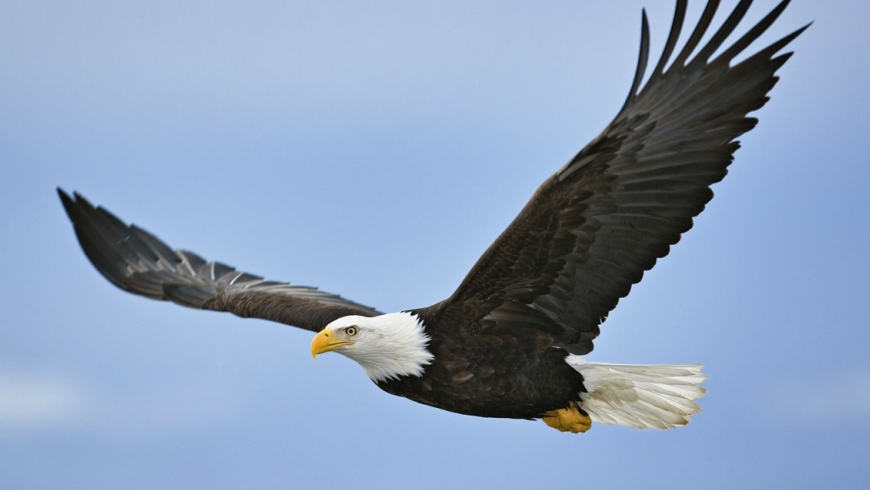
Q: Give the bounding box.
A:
[566,357,707,429]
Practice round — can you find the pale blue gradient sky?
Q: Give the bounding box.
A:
[2,1,868,489]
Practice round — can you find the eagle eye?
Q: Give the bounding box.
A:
[345,326,358,337]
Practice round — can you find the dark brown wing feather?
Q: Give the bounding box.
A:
[58,189,381,332]
[426,0,807,354]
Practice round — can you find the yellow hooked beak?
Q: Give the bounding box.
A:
[310,328,355,359]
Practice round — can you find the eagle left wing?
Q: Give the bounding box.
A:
[59,189,381,332]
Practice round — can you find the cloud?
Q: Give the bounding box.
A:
[0,371,86,431]
[759,368,870,426]
[0,368,243,438]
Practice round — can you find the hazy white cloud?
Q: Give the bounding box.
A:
[0,369,243,438]
[0,371,87,431]
[759,368,870,426]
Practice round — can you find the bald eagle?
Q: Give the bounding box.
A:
[59,0,805,433]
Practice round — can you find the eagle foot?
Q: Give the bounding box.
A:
[541,401,591,433]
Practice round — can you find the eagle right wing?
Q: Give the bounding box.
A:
[59,189,381,332]
[428,0,806,354]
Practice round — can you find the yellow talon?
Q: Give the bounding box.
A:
[541,401,592,433]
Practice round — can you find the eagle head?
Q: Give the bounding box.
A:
[310,312,434,382]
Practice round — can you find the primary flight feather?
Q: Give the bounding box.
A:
[60,0,806,432]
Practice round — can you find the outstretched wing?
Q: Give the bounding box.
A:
[428,0,807,354]
[58,189,381,332]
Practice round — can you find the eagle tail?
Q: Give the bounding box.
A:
[566,358,707,429]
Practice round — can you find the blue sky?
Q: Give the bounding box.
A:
[2,1,868,488]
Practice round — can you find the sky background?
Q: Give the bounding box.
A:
[2,1,868,488]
